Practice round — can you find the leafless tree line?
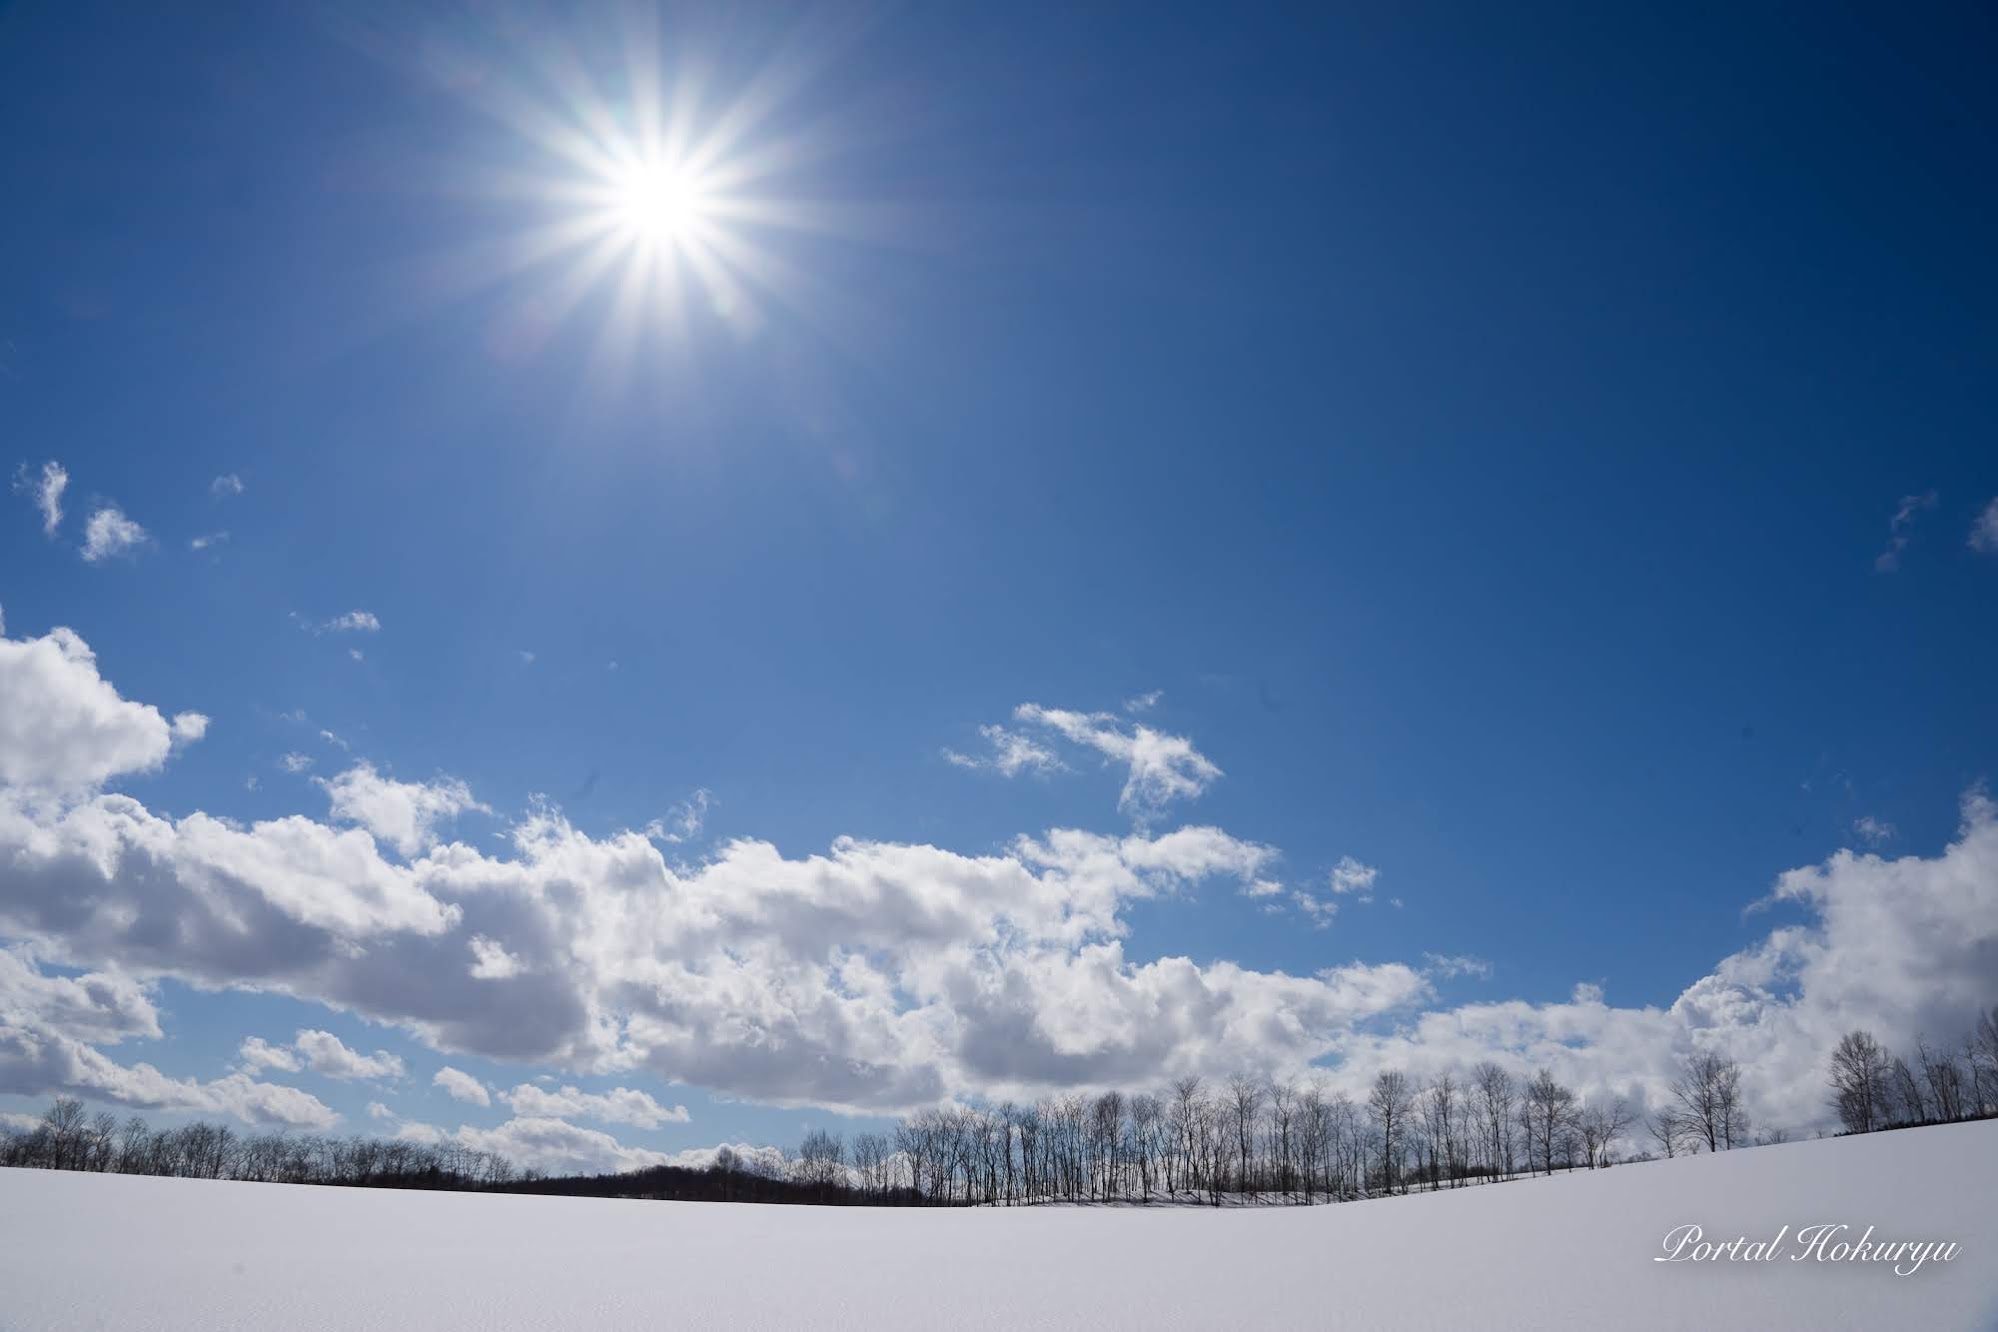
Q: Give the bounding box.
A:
[789,1061,1662,1207]
[1,1098,526,1188]
[1826,1003,1998,1136]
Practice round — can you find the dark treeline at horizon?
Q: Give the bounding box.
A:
[6,1001,1994,1208]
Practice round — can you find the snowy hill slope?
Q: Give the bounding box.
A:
[2,1120,1994,1331]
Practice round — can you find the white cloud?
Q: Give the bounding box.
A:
[1240,879,1284,899]
[1970,498,1998,554]
[13,461,68,537]
[1328,856,1379,895]
[0,1019,335,1130]
[279,752,314,774]
[432,1066,490,1106]
[322,611,381,634]
[944,724,1065,778]
[211,474,245,498]
[0,947,161,1046]
[190,532,228,551]
[80,506,148,563]
[0,626,185,790]
[292,1029,406,1081]
[659,1141,791,1176]
[5,624,1995,1135]
[170,713,210,746]
[1291,891,1337,929]
[467,934,524,980]
[645,789,714,845]
[1012,704,1220,819]
[1852,815,1896,847]
[319,762,489,857]
[1422,953,1494,980]
[367,1100,394,1120]
[238,1036,301,1074]
[449,1116,673,1175]
[1123,690,1163,714]
[1875,491,1938,572]
[500,1083,690,1129]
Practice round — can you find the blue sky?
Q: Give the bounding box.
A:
[3,2,1996,1172]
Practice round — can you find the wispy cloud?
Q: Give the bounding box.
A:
[211,473,245,498]
[646,788,715,844]
[190,531,229,551]
[1123,689,1163,714]
[323,610,381,633]
[1852,815,1896,848]
[80,506,148,563]
[1422,952,1494,980]
[1970,497,1998,555]
[1875,491,1938,572]
[943,724,1065,777]
[12,461,67,537]
[1012,703,1219,821]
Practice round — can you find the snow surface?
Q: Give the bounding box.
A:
[2,1121,1994,1330]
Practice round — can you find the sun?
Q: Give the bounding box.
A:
[405,8,888,376]
[609,162,713,248]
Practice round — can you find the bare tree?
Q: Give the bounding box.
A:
[1367,1070,1415,1194]
[1647,1106,1691,1158]
[1471,1062,1516,1181]
[1827,1029,1892,1134]
[1670,1051,1748,1152]
[1227,1074,1264,1196]
[1575,1096,1633,1167]
[1521,1068,1577,1175]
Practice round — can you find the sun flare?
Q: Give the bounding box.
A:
[609,162,713,247]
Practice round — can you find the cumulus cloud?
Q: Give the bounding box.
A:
[238,1037,301,1074]
[448,1116,673,1175]
[13,461,68,537]
[433,1066,490,1105]
[210,474,245,498]
[1875,491,1938,572]
[241,1029,405,1081]
[467,934,524,980]
[0,625,194,790]
[0,947,161,1046]
[318,762,488,858]
[1970,498,1998,554]
[80,506,148,562]
[293,1029,406,1081]
[0,952,334,1127]
[1326,792,1998,1132]
[943,725,1064,777]
[322,611,380,633]
[1328,856,1379,896]
[1012,704,1220,819]
[500,1083,690,1129]
[3,623,1995,1137]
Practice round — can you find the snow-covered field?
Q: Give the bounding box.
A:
[2,1121,1994,1331]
